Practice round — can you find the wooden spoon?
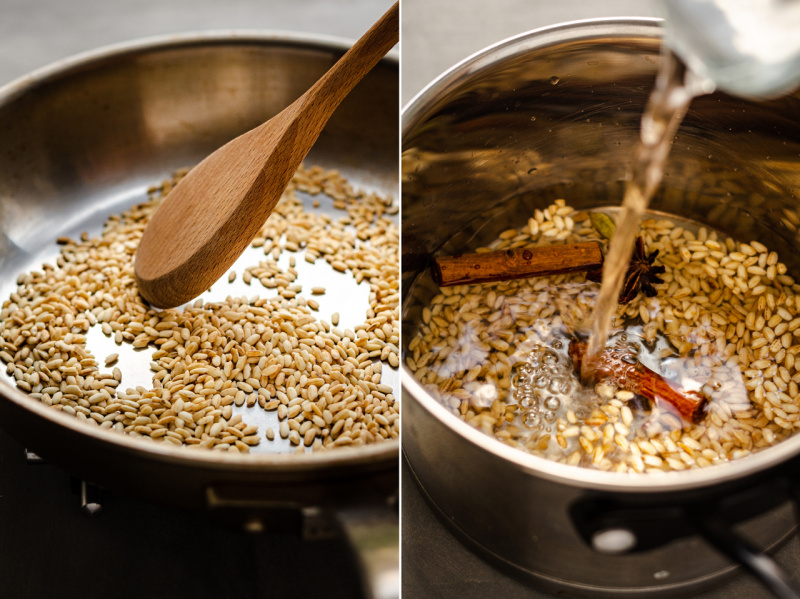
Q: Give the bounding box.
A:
[134,2,399,308]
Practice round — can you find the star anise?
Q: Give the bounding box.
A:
[585,236,665,304]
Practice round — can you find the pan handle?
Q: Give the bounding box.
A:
[334,501,399,599]
[689,505,800,599]
[570,474,800,598]
[205,485,399,599]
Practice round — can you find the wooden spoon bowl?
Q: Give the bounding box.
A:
[134,2,398,308]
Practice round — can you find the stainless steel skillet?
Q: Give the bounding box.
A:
[0,31,398,598]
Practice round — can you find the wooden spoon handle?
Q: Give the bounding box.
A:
[302,2,399,118]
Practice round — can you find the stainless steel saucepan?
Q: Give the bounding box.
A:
[402,18,800,597]
[0,32,398,599]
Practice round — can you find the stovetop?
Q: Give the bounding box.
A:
[401,457,800,598]
[0,425,364,599]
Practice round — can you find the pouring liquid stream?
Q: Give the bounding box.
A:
[582,50,711,376]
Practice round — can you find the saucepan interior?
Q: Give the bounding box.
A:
[402,18,800,593]
[402,17,800,491]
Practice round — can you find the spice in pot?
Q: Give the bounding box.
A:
[432,228,661,305]
[585,236,666,305]
[569,339,707,423]
[431,241,604,287]
[0,165,399,453]
[407,198,800,473]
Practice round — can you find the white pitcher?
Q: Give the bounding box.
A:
[662,0,800,99]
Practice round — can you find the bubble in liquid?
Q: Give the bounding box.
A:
[523,411,542,428]
[552,339,563,350]
[542,350,559,365]
[549,377,571,395]
[550,76,560,85]
[517,381,534,393]
[543,364,560,376]
[520,363,535,376]
[534,374,549,389]
[511,372,522,387]
[543,411,557,423]
[519,396,536,408]
[514,387,535,402]
[544,397,561,411]
[513,363,535,380]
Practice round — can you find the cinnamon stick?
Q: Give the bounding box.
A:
[569,340,708,423]
[431,241,604,287]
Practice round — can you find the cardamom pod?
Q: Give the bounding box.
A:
[590,212,616,240]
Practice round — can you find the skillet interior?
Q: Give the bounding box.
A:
[0,32,399,513]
